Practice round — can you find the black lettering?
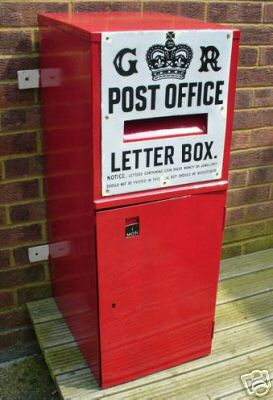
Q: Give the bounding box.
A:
[136,86,147,111]
[188,82,197,107]
[203,81,214,105]
[194,143,203,161]
[111,152,120,172]
[165,146,174,165]
[199,46,221,72]
[148,85,160,110]
[178,83,187,108]
[113,48,138,77]
[122,151,131,170]
[122,87,134,112]
[215,81,224,105]
[143,148,153,168]
[132,149,142,169]
[204,141,213,160]
[109,88,120,114]
[182,144,192,162]
[165,84,176,108]
[154,147,163,166]
[197,82,202,106]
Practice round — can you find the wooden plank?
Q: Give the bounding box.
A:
[104,347,273,400]
[55,315,273,399]
[34,319,74,348]
[39,291,273,394]
[223,382,273,400]
[27,298,62,324]
[220,248,273,280]
[57,346,273,400]
[215,291,273,332]
[217,267,273,305]
[44,342,88,376]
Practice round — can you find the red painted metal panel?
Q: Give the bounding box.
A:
[96,192,226,387]
[39,12,240,41]
[39,22,100,382]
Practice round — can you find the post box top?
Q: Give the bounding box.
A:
[38,12,240,41]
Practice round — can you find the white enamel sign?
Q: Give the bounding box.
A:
[101,30,233,196]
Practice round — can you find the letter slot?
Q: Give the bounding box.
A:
[124,114,207,142]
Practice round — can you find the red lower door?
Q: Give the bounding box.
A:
[96,191,226,387]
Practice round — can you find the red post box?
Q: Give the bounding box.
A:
[39,12,240,388]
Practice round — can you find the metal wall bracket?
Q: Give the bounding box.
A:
[18,69,40,89]
[28,241,71,263]
[28,244,49,262]
[17,68,61,89]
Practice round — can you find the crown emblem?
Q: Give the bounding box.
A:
[146,32,193,81]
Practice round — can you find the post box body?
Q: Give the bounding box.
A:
[39,12,239,388]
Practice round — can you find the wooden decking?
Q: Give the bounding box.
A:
[27,249,273,399]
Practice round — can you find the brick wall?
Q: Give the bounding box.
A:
[0,0,272,359]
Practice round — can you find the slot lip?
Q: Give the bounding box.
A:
[123,114,207,143]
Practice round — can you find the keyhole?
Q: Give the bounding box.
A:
[112,303,116,309]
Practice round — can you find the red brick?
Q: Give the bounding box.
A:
[264,3,273,23]
[228,171,247,188]
[73,1,141,12]
[0,85,34,108]
[0,224,42,247]
[260,47,273,66]
[0,207,6,226]
[0,250,11,269]
[0,3,68,27]
[1,107,41,132]
[111,1,141,11]
[143,1,206,19]
[0,132,37,157]
[221,243,242,259]
[226,207,245,226]
[239,47,258,66]
[208,2,262,23]
[237,67,273,88]
[0,56,39,81]
[240,26,273,45]
[254,88,273,107]
[74,1,114,12]
[0,307,30,330]
[13,246,29,266]
[5,155,44,179]
[0,264,44,290]
[235,89,253,109]
[250,127,273,147]
[0,31,32,55]
[179,2,206,19]
[17,283,52,305]
[245,202,273,222]
[231,132,250,150]
[233,109,273,130]
[224,221,267,244]
[248,167,273,185]
[0,180,39,204]
[0,291,14,309]
[243,235,273,254]
[227,186,270,207]
[139,1,179,15]
[10,202,46,223]
[230,148,273,169]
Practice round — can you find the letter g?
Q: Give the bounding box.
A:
[113,48,138,76]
